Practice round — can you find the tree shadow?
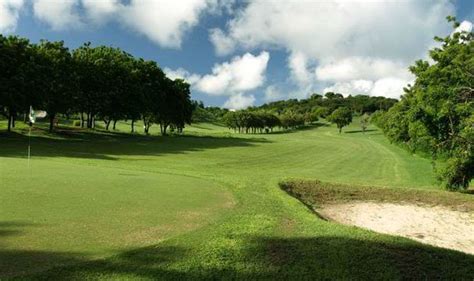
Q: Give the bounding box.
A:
[7,234,473,280]
[264,123,329,135]
[0,221,44,238]
[0,129,270,160]
[344,129,378,134]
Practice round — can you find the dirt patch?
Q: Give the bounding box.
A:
[319,202,474,255]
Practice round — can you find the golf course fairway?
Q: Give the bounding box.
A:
[1,120,473,279]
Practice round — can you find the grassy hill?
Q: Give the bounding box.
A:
[1,119,472,279]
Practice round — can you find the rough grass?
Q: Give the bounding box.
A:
[280,179,474,212]
[1,118,473,280]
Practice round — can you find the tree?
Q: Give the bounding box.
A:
[312,106,330,118]
[360,113,370,133]
[0,36,33,131]
[34,40,75,132]
[328,107,352,133]
[378,16,473,190]
[72,43,102,129]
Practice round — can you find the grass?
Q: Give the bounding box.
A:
[280,180,474,210]
[0,119,473,279]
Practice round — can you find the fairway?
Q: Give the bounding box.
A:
[2,120,472,279]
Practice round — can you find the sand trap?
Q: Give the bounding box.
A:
[319,202,474,255]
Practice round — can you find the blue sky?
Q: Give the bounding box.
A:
[1,0,473,109]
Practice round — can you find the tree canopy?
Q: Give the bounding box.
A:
[375,16,473,190]
[327,107,353,133]
[0,36,193,134]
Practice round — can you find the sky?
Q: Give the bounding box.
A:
[1,0,473,109]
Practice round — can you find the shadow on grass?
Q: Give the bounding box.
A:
[0,221,45,238]
[263,122,329,135]
[4,235,473,280]
[0,128,270,160]
[344,129,378,134]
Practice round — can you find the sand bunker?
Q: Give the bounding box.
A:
[319,202,474,255]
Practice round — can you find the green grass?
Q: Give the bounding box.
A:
[1,119,473,279]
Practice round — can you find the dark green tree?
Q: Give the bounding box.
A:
[327,107,353,133]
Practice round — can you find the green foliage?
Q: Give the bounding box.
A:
[378,17,473,190]
[327,107,353,133]
[0,36,194,135]
[223,110,281,133]
[312,106,330,118]
[191,102,229,123]
[280,111,305,129]
[360,113,370,133]
[258,94,396,119]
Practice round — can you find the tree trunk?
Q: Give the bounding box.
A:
[339,127,342,133]
[11,113,15,128]
[87,113,91,128]
[131,120,135,133]
[105,120,111,131]
[113,120,117,130]
[49,114,55,132]
[7,113,12,132]
[143,118,147,134]
[80,112,85,128]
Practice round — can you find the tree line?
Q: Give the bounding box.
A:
[373,16,473,190]
[0,35,193,134]
[194,91,396,134]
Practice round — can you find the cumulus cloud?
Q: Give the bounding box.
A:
[209,28,236,56]
[81,0,120,24]
[212,1,453,60]
[33,0,83,30]
[0,0,24,33]
[164,67,202,84]
[454,20,473,34]
[213,0,455,98]
[323,77,412,99]
[288,51,312,85]
[195,51,269,95]
[165,51,269,108]
[119,0,214,48]
[315,57,412,82]
[264,85,285,102]
[30,0,231,48]
[223,93,255,109]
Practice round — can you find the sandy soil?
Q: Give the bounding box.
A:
[319,202,474,255]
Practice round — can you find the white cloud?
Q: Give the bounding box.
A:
[209,28,236,56]
[33,0,82,30]
[454,20,473,34]
[195,51,270,95]
[288,51,312,85]
[119,0,213,48]
[164,67,202,84]
[223,93,255,109]
[323,77,412,99]
[324,80,373,96]
[370,77,411,99]
[213,0,455,98]
[165,51,269,107]
[315,57,412,82]
[264,85,285,102]
[0,0,24,33]
[30,0,231,48]
[213,1,453,60]
[82,0,120,24]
